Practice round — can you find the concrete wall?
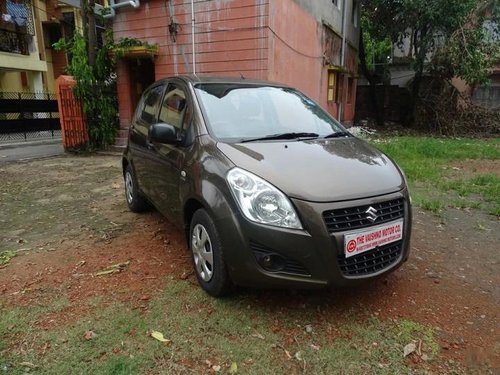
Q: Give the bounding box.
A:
[0,72,24,92]
[113,0,269,79]
[113,0,360,140]
[268,0,324,100]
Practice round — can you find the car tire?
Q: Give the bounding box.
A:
[124,164,149,213]
[189,209,232,297]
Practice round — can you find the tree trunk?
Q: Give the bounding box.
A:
[81,0,88,50]
[359,28,384,126]
[87,0,97,66]
[409,27,428,125]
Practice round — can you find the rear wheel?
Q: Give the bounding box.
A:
[124,164,149,212]
[189,209,231,297]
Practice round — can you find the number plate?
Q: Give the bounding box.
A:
[344,220,404,258]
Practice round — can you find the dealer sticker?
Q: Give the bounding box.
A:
[344,220,404,258]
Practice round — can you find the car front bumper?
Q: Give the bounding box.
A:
[216,190,412,289]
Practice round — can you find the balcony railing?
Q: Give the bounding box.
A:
[0,0,34,55]
[0,29,29,55]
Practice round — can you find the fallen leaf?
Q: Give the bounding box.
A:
[403,342,417,357]
[294,351,303,361]
[180,271,194,280]
[251,332,265,340]
[417,339,422,356]
[84,331,97,340]
[94,261,130,276]
[212,365,221,372]
[229,362,238,374]
[19,362,37,369]
[151,330,171,344]
[310,343,320,351]
[272,344,292,359]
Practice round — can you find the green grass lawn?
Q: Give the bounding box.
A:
[2,138,497,374]
[0,281,439,375]
[371,136,500,215]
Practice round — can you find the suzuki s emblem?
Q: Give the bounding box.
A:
[365,206,378,223]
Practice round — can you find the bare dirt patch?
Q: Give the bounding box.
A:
[446,159,500,179]
[1,154,499,373]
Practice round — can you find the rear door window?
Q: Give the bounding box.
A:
[158,84,189,134]
[138,85,164,125]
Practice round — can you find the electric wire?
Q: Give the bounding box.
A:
[186,23,324,60]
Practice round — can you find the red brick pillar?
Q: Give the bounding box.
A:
[115,60,133,147]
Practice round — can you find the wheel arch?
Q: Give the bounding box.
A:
[122,157,129,177]
[182,180,235,245]
[183,198,206,243]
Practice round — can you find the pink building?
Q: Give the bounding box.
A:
[111,0,360,145]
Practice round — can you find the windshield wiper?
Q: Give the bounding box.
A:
[323,131,351,139]
[241,132,320,143]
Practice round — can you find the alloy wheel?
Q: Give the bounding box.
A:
[191,223,214,282]
[125,171,134,204]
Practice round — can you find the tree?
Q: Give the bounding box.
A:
[359,0,499,125]
[359,11,393,125]
[432,1,500,86]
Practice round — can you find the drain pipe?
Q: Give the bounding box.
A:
[100,0,140,19]
[191,0,196,74]
[338,0,348,122]
[110,0,140,10]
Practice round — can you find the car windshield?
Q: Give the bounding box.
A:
[194,84,347,142]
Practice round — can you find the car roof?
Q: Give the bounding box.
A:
[156,74,292,88]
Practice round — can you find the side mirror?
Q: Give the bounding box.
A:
[150,123,179,144]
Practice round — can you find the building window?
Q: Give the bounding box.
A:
[327,71,337,103]
[352,1,359,28]
[328,71,344,104]
[42,22,62,50]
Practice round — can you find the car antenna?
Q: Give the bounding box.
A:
[240,72,245,79]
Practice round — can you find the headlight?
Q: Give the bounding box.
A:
[398,167,412,204]
[227,168,303,229]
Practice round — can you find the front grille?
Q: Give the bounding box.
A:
[323,198,405,233]
[338,240,403,276]
[249,241,310,276]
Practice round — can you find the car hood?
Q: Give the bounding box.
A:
[217,138,404,202]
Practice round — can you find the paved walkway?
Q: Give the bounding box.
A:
[0,139,64,164]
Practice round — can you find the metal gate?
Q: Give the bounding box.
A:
[0,92,61,142]
[55,75,88,149]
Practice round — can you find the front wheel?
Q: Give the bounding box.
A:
[124,164,149,213]
[189,209,232,297]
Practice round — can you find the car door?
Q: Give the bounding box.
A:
[148,80,192,220]
[129,84,165,199]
